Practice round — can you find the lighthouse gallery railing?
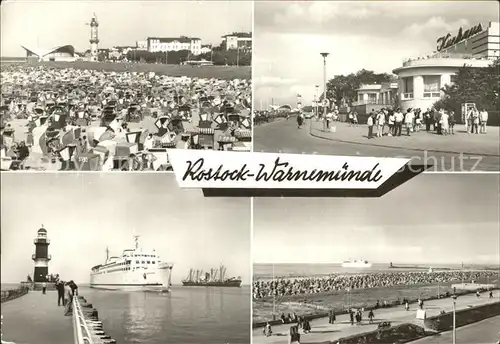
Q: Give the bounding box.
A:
[72,296,94,344]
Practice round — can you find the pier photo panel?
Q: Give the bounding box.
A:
[0,0,253,172]
[252,173,500,344]
[252,1,499,172]
[1,172,251,344]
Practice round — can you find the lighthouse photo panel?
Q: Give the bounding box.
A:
[0,0,253,172]
[0,172,251,344]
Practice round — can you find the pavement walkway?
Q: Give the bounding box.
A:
[310,120,500,157]
[252,290,500,344]
[1,290,73,344]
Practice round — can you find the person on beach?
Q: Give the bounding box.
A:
[368,310,374,323]
[41,282,46,295]
[263,322,272,337]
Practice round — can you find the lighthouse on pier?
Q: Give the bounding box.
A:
[32,225,51,283]
[89,13,99,62]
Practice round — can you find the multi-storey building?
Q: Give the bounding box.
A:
[221,32,252,51]
[142,36,202,55]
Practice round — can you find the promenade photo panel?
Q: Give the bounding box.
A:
[0,1,253,172]
[1,173,251,344]
[252,173,500,344]
[253,1,500,171]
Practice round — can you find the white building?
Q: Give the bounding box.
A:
[144,37,202,55]
[353,82,399,106]
[221,33,252,51]
[136,40,147,50]
[21,44,78,62]
[392,21,498,111]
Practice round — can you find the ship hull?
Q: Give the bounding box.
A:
[182,280,242,287]
[341,263,372,268]
[90,266,173,291]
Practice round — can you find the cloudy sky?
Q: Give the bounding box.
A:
[254,174,500,265]
[1,0,252,57]
[254,1,499,108]
[1,173,250,285]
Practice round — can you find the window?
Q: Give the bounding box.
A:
[152,261,155,264]
[423,75,441,98]
[402,77,413,99]
[147,261,151,264]
[450,75,458,84]
[136,260,139,264]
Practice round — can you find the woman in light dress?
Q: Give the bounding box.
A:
[440,109,449,135]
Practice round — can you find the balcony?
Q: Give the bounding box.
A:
[352,99,394,107]
[33,238,50,244]
[32,254,51,260]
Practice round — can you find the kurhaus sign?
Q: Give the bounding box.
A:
[436,23,484,52]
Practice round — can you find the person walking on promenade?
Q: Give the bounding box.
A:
[376,111,385,137]
[479,108,488,134]
[64,282,73,316]
[387,111,395,136]
[394,109,404,136]
[405,300,409,311]
[297,112,304,129]
[405,109,414,136]
[368,310,374,324]
[69,280,78,296]
[367,113,374,139]
[263,322,272,337]
[41,282,46,295]
[471,108,479,134]
[441,110,449,135]
[449,110,456,134]
[56,280,65,306]
[353,111,359,127]
[476,290,480,298]
[349,310,354,325]
[489,291,493,298]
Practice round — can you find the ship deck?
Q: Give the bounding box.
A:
[1,290,73,344]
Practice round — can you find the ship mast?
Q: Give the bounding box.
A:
[134,235,139,250]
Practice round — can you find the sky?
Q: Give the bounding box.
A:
[254,1,500,108]
[254,173,500,265]
[1,173,251,285]
[0,0,252,57]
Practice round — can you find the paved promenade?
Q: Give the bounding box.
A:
[254,118,500,171]
[1,290,73,344]
[252,290,500,344]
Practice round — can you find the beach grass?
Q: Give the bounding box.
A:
[9,61,251,80]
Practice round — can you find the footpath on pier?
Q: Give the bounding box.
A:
[252,290,500,344]
[1,290,73,344]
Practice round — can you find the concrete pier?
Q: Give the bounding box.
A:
[1,290,73,344]
[1,290,116,344]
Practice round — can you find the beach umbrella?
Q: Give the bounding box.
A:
[35,116,49,127]
[214,113,227,126]
[155,117,170,130]
[240,117,251,129]
[57,144,76,162]
[126,131,142,145]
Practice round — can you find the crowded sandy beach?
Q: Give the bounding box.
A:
[0,63,252,171]
[252,268,499,323]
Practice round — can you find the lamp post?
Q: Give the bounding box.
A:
[315,85,319,120]
[320,53,329,119]
[452,295,457,344]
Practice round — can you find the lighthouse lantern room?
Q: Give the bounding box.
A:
[32,225,51,283]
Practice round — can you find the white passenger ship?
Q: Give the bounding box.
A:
[341,259,372,268]
[90,236,174,291]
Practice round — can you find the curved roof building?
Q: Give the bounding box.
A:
[21,44,77,62]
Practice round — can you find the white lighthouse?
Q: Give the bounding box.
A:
[89,13,99,62]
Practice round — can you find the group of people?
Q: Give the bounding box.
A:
[54,279,78,316]
[1,64,252,170]
[362,106,489,139]
[252,270,497,299]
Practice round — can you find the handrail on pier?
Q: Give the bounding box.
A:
[72,296,94,344]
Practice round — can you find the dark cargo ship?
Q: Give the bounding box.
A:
[182,265,242,287]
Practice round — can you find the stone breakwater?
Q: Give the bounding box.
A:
[0,287,29,303]
[75,296,117,344]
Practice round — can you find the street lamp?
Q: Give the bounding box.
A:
[315,85,319,120]
[452,295,457,344]
[320,53,329,119]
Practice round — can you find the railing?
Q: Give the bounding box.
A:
[33,238,50,244]
[72,296,94,344]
